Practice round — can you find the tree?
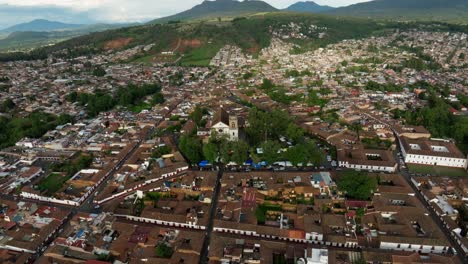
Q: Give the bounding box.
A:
[260,141,281,164]
[0,98,15,112]
[57,114,73,125]
[92,66,106,77]
[349,122,363,141]
[190,105,204,126]
[286,123,304,144]
[203,142,218,164]
[260,78,274,91]
[155,243,173,258]
[178,135,203,164]
[285,145,308,167]
[337,171,377,200]
[230,140,249,165]
[151,93,165,105]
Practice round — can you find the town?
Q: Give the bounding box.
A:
[0,16,467,264]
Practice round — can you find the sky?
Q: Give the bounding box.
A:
[0,0,372,29]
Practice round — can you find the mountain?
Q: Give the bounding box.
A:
[150,0,278,23]
[326,0,468,22]
[0,19,83,33]
[0,23,138,52]
[286,1,334,13]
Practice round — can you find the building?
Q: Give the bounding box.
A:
[338,148,397,173]
[399,137,467,169]
[394,125,431,139]
[210,108,244,141]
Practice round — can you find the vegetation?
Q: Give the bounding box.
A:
[92,66,106,77]
[255,203,282,224]
[408,164,467,177]
[402,92,468,152]
[365,81,403,92]
[155,243,174,258]
[362,137,393,150]
[327,0,468,23]
[259,79,301,105]
[0,112,72,149]
[67,83,163,117]
[3,12,454,63]
[178,135,204,164]
[38,153,93,195]
[337,171,377,200]
[151,145,172,159]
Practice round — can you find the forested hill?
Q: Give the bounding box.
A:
[150,0,278,24]
[0,19,82,33]
[326,0,468,22]
[286,1,334,13]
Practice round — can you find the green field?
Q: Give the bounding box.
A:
[408,164,467,177]
[180,43,223,66]
[128,102,152,113]
[37,173,70,195]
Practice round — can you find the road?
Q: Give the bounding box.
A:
[393,136,467,263]
[199,166,223,264]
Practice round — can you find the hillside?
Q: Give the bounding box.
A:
[0,23,138,52]
[1,12,466,64]
[286,1,334,13]
[0,19,83,33]
[326,0,468,22]
[150,0,278,23]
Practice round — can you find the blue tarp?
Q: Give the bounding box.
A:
[199,160,209,167]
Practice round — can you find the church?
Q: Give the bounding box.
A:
[210,108,244,141]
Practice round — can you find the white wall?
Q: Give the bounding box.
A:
[338,161,396,173]
[405,154,467,169]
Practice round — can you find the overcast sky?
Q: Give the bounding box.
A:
[0,0,372,28]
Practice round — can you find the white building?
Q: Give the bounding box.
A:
[210,108,243,141]
[301,248,328,264]
[399,137,467,169]
[338,148,397,173]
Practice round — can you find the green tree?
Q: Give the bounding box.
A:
[260,78,274,91]
[286,123,304,144]
[190,105,205,126]
[203,142,218,164]
[349,122,363,141]
[337,171,377,200]
[260,140,281,164]
[151,93,165,105]
[92,66,106,77]
[285,144,308,166]
[230,140,249,165]
[155,243,173,258]
[178,135,203,164]
[0,98,15,112]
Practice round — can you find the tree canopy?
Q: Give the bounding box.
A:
[337,171,377,200]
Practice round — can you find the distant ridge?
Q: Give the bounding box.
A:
[0,19,83,33]
[150,0,278,23]
[326,0,468,22]
[286,1,334,13]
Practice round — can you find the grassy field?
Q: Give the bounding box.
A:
[128,102,152,113]
[37,173,70,195]
[408,164,467,177]
[179,43,223,66]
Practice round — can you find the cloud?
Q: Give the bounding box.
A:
[0,0,374,28]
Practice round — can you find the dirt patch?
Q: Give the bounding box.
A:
[247,45,260,54]
[104,37,134,50]
[172,39,203,53]
[182,39,202,48]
